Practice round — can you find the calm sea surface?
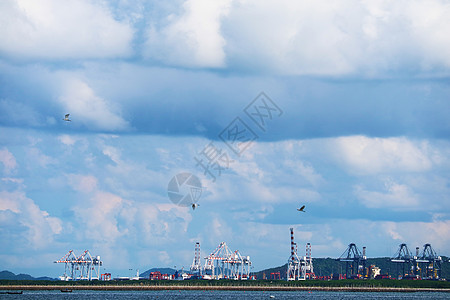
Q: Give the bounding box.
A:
[0,290,449,300]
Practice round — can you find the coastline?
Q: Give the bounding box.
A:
[1,285,450,293]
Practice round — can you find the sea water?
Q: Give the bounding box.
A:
[1,290,449,300]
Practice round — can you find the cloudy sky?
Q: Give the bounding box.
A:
[0,0,449,278]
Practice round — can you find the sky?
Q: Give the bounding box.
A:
[0,0,449,278]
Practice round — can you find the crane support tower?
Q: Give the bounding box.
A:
[287,228,301,280]
[337,243,367,279]
[391,243,416,279]
[190,242,202,277]
[418,243,442,279]
[203,242,251,280]
[391,243,443,280]
[305,242,316,279]
[286,228,314,280]
[54,250,102,281]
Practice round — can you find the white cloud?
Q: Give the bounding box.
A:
[1,128,449,276]
[222,0,450,76]
[58,135,76,146]
[0,191,20,213]
[229,159,264,182]
[355,180,420,210]
[102,145,123,165]
[206,215,233,245]
[64,169,193,255]
[67,174,98,193]
[128,203,193,246]
[283,159,324,187]
[1,0,449,76]
[0,190,62,249]
[204,140,323,206]
[334,136,434,174]
[59,79,129,131]
[385,219,450,253]
[224,0,356,75]
[1,177,23,185]
[26,147,56,168]
[0,148,17,174]
[73,191,126,242]
[158,251,172,265]
[404,0,450,70]
[0,0,133,60]
[145,0,231,67]
[232,205,274,222]
[382,222,404,241]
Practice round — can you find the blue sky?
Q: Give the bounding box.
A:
[0,0,449,278]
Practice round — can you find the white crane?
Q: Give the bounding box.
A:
[63,114,71,121]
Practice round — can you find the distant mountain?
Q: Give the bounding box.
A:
[0,270,56,281]
[139,256,450,281]
[253,264,287,280]
[35,276,57,281]
[2,255,448,282]
[140,267,177,278]
[253,256,450,280]
[0,271,18,280]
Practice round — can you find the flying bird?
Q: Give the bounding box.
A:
[191,203,199,210]
[63,114,71,121]
[297,205,306,212]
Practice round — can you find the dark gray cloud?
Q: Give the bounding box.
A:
[1,61,448,141]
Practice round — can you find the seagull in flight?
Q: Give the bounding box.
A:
[63,114,71,121]
[191,203,199,210]
[297,205,306,212]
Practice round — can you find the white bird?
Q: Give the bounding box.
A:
[191,203,199,210]
[63,114,71,121]
[297,205,306,212]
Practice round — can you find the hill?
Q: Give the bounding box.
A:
[140,267,177,278]
[0,270,56,281]
[2,255,448,282]
[254,256,450,280]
